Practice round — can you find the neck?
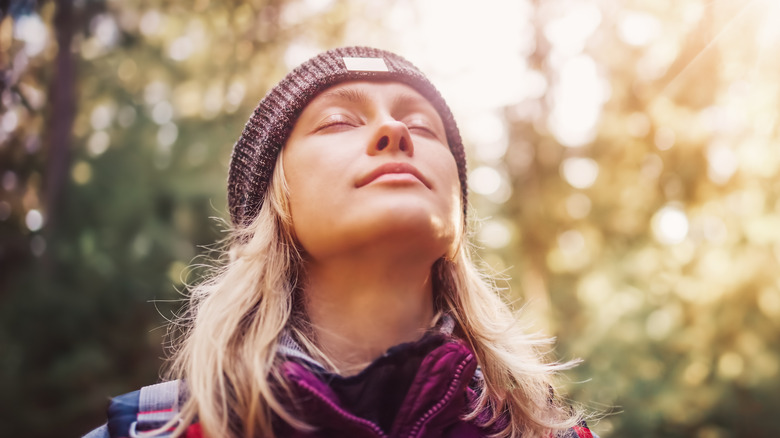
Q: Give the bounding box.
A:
[302,250,438,375]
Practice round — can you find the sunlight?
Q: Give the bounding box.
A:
[470,166,502,195]
[560,157,599,189]
[548,55,605,147]
[662,0,780,97]
[408,0,534,110]
[652,205,689,245]
[756,0,780,48]
[617,11,660,47]
[13,13,47,56]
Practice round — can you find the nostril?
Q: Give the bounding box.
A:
[399,137,408,151]
[377,136,389,150]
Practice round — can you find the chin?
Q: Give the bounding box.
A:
[371,200,451,232]
[363,209,455,252]
[303,212,455,262]
[295,194,460,260]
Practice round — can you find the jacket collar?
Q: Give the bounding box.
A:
[274,314,486,436]
[276,313,457,372]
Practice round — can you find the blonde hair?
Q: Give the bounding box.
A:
[165,156,582,437]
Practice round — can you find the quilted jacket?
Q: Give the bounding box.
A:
[85,320,596,438]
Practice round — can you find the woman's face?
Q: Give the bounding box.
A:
[282,81,462,262]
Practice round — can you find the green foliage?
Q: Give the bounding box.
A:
[1,0,779,437]
[0,0,356,435]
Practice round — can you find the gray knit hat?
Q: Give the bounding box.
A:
[228,46,467,226]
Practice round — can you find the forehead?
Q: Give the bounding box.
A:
[304,80,438,112]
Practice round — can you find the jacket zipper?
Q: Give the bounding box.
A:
[405,354,473,438]
[295,377,388,437]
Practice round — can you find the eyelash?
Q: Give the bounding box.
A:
[315,115,439,139]
[405,121,438,138]
[316,115,358,131]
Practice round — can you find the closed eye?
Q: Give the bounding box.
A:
[314,114,360,133]
[408,125,436,136]
[405,119,442,140]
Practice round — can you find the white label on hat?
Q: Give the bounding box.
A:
[342,57,389,72]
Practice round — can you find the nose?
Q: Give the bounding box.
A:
[368,120,414,156]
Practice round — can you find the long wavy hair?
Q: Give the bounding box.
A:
[164,154,582,437]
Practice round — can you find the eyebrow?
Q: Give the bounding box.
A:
[316,87,435,113]
[391,92,432,112]
[317,87,371,106]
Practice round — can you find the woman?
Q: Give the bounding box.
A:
[86,47,595,438]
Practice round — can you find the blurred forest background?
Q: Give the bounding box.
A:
[1,0,779,436]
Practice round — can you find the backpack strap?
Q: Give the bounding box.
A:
[129,380,182,438]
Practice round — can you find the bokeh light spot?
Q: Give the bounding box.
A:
[707,141,738,184]
[139,10,163,36]
[683,360,710,386]
[652,205,689,245]
[470,166,502,195]
[479,220,512,249]
[617,11,661,47]
[548,55,605,147]
[2,110,19,133]
[13,13,47,56]
[169,37,194,61]
[558,229,585,255]
[151,101,174,125]
[144,81,170,106]
[544,2,601,55]
[87,131,110,157]
[71,161,93,185]
[718,352,744,379]
[654,127,676,150]
[645,305,680,340]
[90,104,113,130]
[157,122,178,148]
[25,209,43,232]
[561,157,599,189]
[758,288,780,317]
[464,112,508,162]
[2,171,17,191]
[91,14,120,49]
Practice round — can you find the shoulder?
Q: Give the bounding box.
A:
[561,422,599,438]
[82,380,196,438]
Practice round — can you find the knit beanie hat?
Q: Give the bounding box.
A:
[228,46,467,227]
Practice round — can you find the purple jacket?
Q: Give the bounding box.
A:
[274,333,489,437]
[86,319,597,438]
[273,324,596,438]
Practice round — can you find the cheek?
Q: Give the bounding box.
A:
[428,153,463,235]
[283,144,335,206]
[282,151,318,230]
[436,156,462,211]
[282,148,350,255]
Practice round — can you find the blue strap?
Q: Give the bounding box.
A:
[129,380,181,438]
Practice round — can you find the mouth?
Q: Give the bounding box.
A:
[356,162,431,189]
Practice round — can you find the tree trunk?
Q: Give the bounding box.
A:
[45,0,76,238]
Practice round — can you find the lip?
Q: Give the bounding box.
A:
[356,162,431,189]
